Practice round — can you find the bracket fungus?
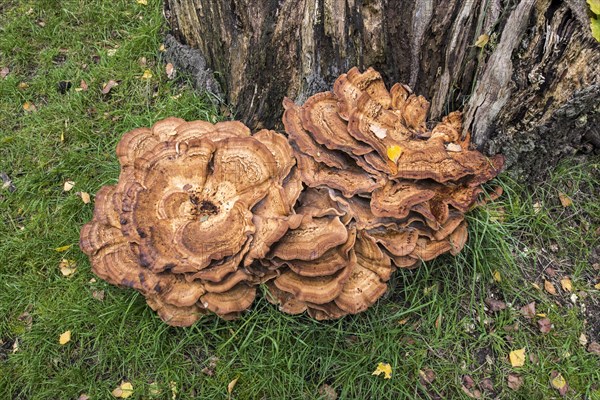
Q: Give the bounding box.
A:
[81,67,503,326]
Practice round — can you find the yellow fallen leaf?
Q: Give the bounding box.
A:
[23,101,37,112]
[595,282,600,290]
[544,280,557,295]
[141,69,153,80]
[536,313,547,318]
[112,381,134,398]
[398,318,409,325]
[64,180,75,191]
[59,259,77,276]
[579,333,588,347]
[59,330,71,345]
[227,377,239,394]
[55,244,72,252]
[18,82,29,89]
[550,371,567,394]
[509,348,526,367]
[474,34,489,48]
[60,132,65,142]
[492,270,501,283]
[558,192,572,207]
[560,277,572,292]
[386,145,402,163]
[137,0,148,4]
[170,381,177,399]
[159,44,166,52]
[80,192,91,204]
[531,282,541,290]
[372,362,392,379]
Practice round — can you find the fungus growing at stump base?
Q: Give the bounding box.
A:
[81,67,503,326]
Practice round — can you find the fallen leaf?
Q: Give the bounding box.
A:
[560,277,572,292]
[507,374,523,390]
[529,353,539,364]
[589,0,600,14]
[159,44,166,52]
[59,259,77,276]
[89,278,97,283]
[101,80,118,94]
[12,338,19,353]
[544,280,557,295]
[536,313,546,318]
[1,66,9,78]
[545,267,557,277]
[445,143,462,152]
[61,132,65,142]
[531,282,541,290]
[227,377,239,394]
[492,270,501,282]
[550,371,568,396]
[166,63,175,79]
[533,201,542,214]
[78,394,90,400]
[386,145,402,163]
[107,48,118,57]
[59,330,71,345]
[463,375,475,389]
[579,333,588,347]
[169,381,177,400]
[485,297,506,312]
[480,378,494,392]
[55,244,72,252]
[64,180,75,191]
[538,318,552,334]
[80,79,88,91]
[141,69,153,80]
[112,381,134,398]
[137,0,148,4]
[80,191,91,204]
[372,362,392,379]
[202,356,218,376]
[509,348,526,367]
[23,101,37,112]
[588,341,600,356]
[595,282,600,290]
[461,385,482,399]
[18,311,33,330]
[418,368,436,385]
[18,82,29,89]
[520,302,536,319]
[318,383,338,400]
[474,34,489,48]
[398,318,409,325]
[558,192,572,207]
[92,290,105,301]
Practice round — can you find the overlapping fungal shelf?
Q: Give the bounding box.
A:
[80,68,504,325]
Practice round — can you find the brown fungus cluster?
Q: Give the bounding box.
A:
[81,67,503,326]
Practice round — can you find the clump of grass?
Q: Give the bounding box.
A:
[1,1,599,399]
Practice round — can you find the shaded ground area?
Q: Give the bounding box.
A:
[0,1,599,399]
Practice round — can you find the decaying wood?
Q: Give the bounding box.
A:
[164,0,599,180]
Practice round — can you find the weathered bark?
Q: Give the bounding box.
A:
[164,0,599,180]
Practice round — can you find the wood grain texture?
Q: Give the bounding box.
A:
[165,0,599,179]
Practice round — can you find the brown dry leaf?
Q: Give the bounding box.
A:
[92,290,105,301]
[166,63,175,79]
[445,143,462,152]
[23,102,37,112]
[59,259,77,276]
[485,297,507,312]
[372,362,392,379]
[0,66,9,78]
[520,302,536,319]
[538,318,553,334]
[461,385,482,399]
[558,192,572,207]
[59,330,71,345]
[80,79,88,91]
[141,69,153,80]
[112,381,134,398]
[560,277,572,292]
[63,180,75,191]
[545,267,557,277]
[507,374,523,390]
[227,377,239,394]
[398,318,409,325]
[80,191,91,204]
[418,368,436,385]
[549,371,568,396]
[78,394,90,400]
[101,80,118,94]
[509,348,526,367]
[474,34,489,47]
[588,341,600,356]
[480,378,494,392]
[492,270,501,283]
[544,280,557,295]
[18,311,33,331]
[318,383,338,400]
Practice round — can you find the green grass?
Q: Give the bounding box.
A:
[1,1,599,399]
